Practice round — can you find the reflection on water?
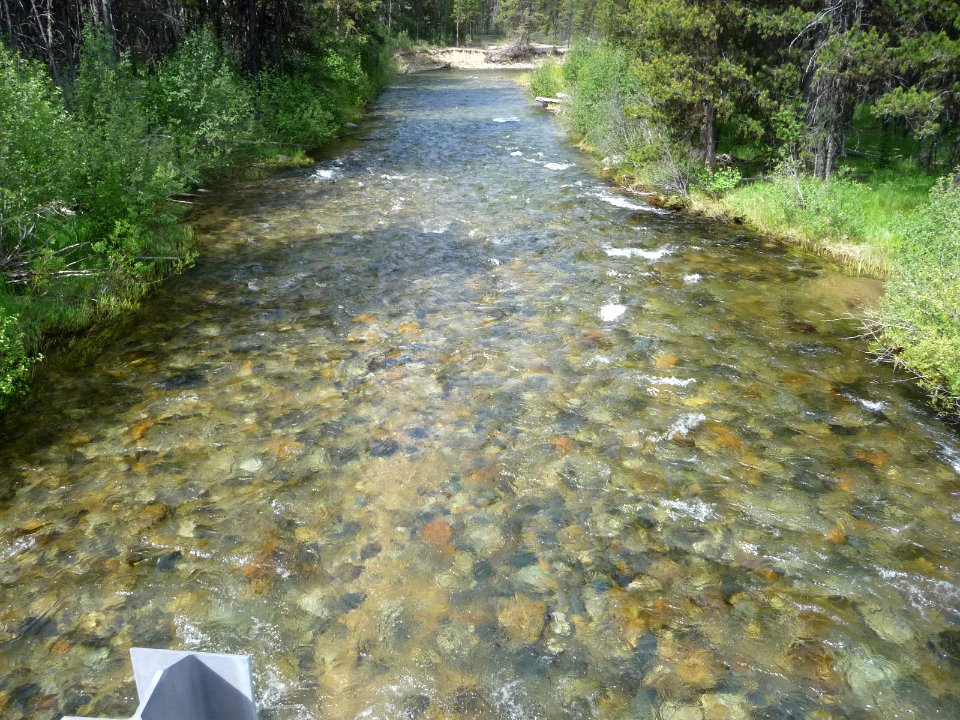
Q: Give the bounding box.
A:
[1,72,959,720]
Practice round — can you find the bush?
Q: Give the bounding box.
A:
[0,43,73,272]
[149,28,254,173]
[877,176,960,410]
[257,68,338,148]
[0,312,36,409]
[529,57,563,98]
[0,28,388,412]
[698,167,742,196]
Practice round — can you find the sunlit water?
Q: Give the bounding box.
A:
[2,72,960,720]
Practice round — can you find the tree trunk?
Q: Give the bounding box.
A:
[246,0,260,75]
[699,100,716,172]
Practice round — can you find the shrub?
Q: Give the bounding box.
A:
[149,28,254,172]
[698,167,742,196]
[530,57,563,98]
[257,68,338,148]
[0,43,73,273]
[0,312,36,409]
[877,175,960,410]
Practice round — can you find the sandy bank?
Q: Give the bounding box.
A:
[395,45,565,74]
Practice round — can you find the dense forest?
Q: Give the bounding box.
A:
[1,0,959,412]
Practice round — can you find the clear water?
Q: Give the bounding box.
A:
[1,72,959,720]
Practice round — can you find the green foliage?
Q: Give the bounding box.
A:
[0,312,36,409]
[149,28,255,173]
[561,42,643,145]
[257,68,338,148]
[698,167,742,196]
[0,23,388,412]
[0,44,72,258]
[877,176,960,410]
[721,167,934,273]
[529,57,563,98]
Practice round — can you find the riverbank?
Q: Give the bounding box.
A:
[526,48,960,417]
[0,31,392,414]
[395,43,565,73]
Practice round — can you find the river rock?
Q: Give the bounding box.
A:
[497,595,546,645]
[660,700,704,720]
[700,693,750,720]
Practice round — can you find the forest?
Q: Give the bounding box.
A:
[1,0,959,412]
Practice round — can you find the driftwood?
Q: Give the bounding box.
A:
[485,43,562,64]
[534,96,566,108]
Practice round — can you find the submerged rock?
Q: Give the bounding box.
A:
[497,595,547,645]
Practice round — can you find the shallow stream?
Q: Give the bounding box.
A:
[1,71,959,720]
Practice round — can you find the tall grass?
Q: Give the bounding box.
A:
[718,167,935,275]
[875,178,960,411]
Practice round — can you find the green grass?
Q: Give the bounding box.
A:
[713,164,936,275]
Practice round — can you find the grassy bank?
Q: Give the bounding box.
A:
[530,45,960,415]
[0,29,393,411]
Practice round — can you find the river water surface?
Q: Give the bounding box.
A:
[2,72,960,720]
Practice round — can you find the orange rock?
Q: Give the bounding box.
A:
[50,638,71,657]
[550,436,575,454]
[583,330,612,348]
[130,418,155,440]
[825,527,846,544]
[398,321,421,334]
[754,566,780,583]
[856,449,888,468]
[266,437,304,461]
[352,313,375,324]
[707,322,722,333]
[423,519,453,547]
[656,354,679,369]
[836,473,856,492]
[714,432,742,450]
[671,432,696,447]
[783,373,810,387]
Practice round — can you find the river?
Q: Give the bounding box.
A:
[1,71,959,720]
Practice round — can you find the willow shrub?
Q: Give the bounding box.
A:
[0,28,391,411]
[877,176,960,412]
[149,28,255,176]
[529,57,563,99]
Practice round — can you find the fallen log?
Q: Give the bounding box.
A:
[534,96,566,107]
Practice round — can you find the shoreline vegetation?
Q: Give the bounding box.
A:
[523,35,959,418]
[1,13,396,414]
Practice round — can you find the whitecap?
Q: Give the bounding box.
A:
[599,304,626,322]
[492,117,520,123]
[856,397,889,413]
[682,273,702,284]
[651,412,706,442]
[592,190,669,214]
[640,374,696,387]
[510,151,523,157]
[544,162,572,171]
[660,498,716,523]
[312,167,340,182]
[938,443,960,475]
[603,245,673,261]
